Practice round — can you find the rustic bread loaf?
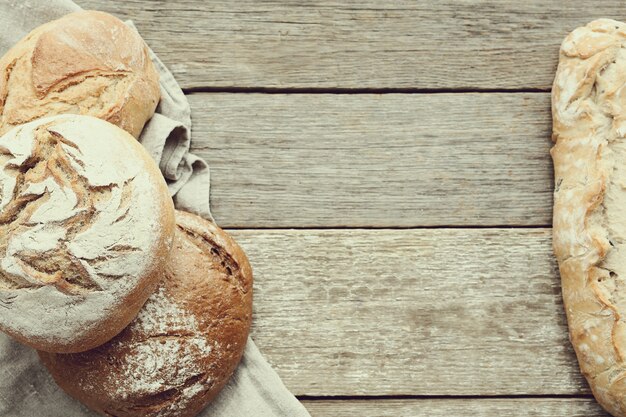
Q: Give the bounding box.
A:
[0,114,174,353]
[552,19,626,416]
[0,10,160,138]
[39,210,253,417]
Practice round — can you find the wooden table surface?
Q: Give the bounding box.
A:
[83,1,626,416]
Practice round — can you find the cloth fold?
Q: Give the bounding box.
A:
[0,1,310,416]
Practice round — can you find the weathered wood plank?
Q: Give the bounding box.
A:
[301,399,609,417]
[190,93,552,228]
[81,0,626,90]
[230,228,586,396]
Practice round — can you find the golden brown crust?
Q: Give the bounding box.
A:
[0,10,160,138]
[39,210,253,417]
[552,19,626,416]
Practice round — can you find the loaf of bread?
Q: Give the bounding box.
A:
[0,114,174,353]
[552,19,626,416]
[39,210,253,417]
[0,10,160,138]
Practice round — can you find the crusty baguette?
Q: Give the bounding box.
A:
[0,10,160,138]
[0,115,175,353]
[39,210,253,417]
[552,19,626,416]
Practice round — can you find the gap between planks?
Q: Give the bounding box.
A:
[223,224,553,231]
[182,87,551,95]
[298,394,595,401]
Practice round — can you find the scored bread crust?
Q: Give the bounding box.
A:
[0,10,160,138]
[39,210,253,417]
[0,115,175,353]
[552,19,626,416]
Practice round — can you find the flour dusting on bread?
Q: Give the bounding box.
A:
[39,211,252,417]
[112,284,214,416]
[553,18,626,417]
[0,114,174,353]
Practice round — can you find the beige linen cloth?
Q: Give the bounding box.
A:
[0,2,311,416]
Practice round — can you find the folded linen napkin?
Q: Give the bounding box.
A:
[0,2,311,416]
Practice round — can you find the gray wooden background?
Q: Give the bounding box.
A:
[84,1,623,415]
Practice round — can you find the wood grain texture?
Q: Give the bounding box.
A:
[80,0,626,90]
[301,399,609,417]
[190,93,552,228]
[230,228,587,396]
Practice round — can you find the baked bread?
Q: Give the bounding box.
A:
[0,114,174,353]
[0,10,160,138]
[39,210,253,417]
[552,19,626,416]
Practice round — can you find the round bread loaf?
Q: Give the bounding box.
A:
[39,210,253,417]
[0,114,175,353]
[0,10,160,138]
